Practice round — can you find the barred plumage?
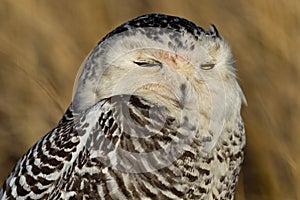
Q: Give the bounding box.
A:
[0,14,246,199]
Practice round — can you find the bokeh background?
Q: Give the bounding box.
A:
[0,1,299,199]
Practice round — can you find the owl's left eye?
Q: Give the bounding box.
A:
[200,63,215,70]
[133,59,162,68]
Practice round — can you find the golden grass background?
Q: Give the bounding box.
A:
[0,1,299,199]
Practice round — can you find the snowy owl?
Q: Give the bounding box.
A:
[0,14,246,199]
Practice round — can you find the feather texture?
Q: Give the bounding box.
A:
[0,13,246,200]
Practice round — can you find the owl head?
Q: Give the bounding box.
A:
[72,14,246,115]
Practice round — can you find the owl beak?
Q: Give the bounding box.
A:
[167,59,195,78]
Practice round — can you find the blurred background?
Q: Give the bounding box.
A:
[0,0,299,199]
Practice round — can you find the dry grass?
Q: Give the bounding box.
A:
[0,1,299,199]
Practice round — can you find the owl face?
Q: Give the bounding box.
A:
[72,14,245,113]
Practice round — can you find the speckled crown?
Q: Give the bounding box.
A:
[99,13,220,44]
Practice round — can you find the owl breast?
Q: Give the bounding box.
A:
[54,95,245,200]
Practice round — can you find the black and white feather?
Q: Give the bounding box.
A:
[0,14,246,200]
